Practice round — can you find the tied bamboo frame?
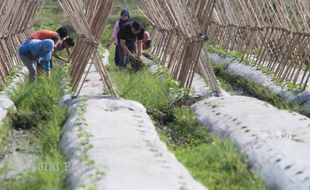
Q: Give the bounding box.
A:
[58,0,116,97]
[4,0,308,93]
[139,0,220,93]
[2,0,219,95]
[1,0,116,97]
[209,0,310,90]
[0,0,41,86]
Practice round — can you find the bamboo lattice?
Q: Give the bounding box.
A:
[0,0,41,86]
[139,0,220,92]
[209,0,310,89]
[58,0,116,97]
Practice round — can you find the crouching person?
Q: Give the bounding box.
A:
[19,39,54,81]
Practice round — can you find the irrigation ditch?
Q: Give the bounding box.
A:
[0,65,69,189]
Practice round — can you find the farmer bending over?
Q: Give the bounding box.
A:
[19,39,54,81]
[117,21,145,68]
[30,27,68,48]
[54,37,75,63]
[30,27,74,64]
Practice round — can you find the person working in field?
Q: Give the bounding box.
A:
[30,27,68,48]
[107,9,131,67]
[53,37,75,63]
[30,27,74,64]
[117,21,145,69]
[141,31,153,59]
[19,39,54,81]
[142,31,152,50]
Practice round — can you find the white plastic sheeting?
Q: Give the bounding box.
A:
[0,66,28,124]
[60,61,208,190]
[192,96,310,190]
[208,53,310,109]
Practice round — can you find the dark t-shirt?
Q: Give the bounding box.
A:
[118,22,145,44]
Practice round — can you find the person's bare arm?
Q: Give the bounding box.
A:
[65,48,71,57]
[53,52,66,62]
[108,22,120,49]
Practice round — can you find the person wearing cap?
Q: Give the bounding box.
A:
[107,9,130,67]
[19,39,55,81]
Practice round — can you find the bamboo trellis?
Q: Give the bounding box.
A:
[139,0,220,93]
[209,0,310,89]
[0,0,116,97]
[4,0,309,94]
[0,0,41,86]
[58,0,116,97]
[2,0,219,96]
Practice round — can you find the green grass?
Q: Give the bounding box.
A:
[162,106,265,190]
[110,67,170,110]
[101,25,113,45]
[0,66,22,91]
[175,143,265,190]
[214,64,310,117]
[33,1,69,30]
[107,47,266,190]
[207,44,241,59]
[32,1,76,42]
[0,65,69,190]
[0,118,12,158]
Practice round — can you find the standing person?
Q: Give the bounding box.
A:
[107,9,130,67]
[117,21,145,68]
[19,39,54,81]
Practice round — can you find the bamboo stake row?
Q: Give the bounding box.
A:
[58,0,116,97]
[139,0,220,93]
[209,0,310,89]
[0,0,41,86]
[213,0,310,32]
[208,23,310,89]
